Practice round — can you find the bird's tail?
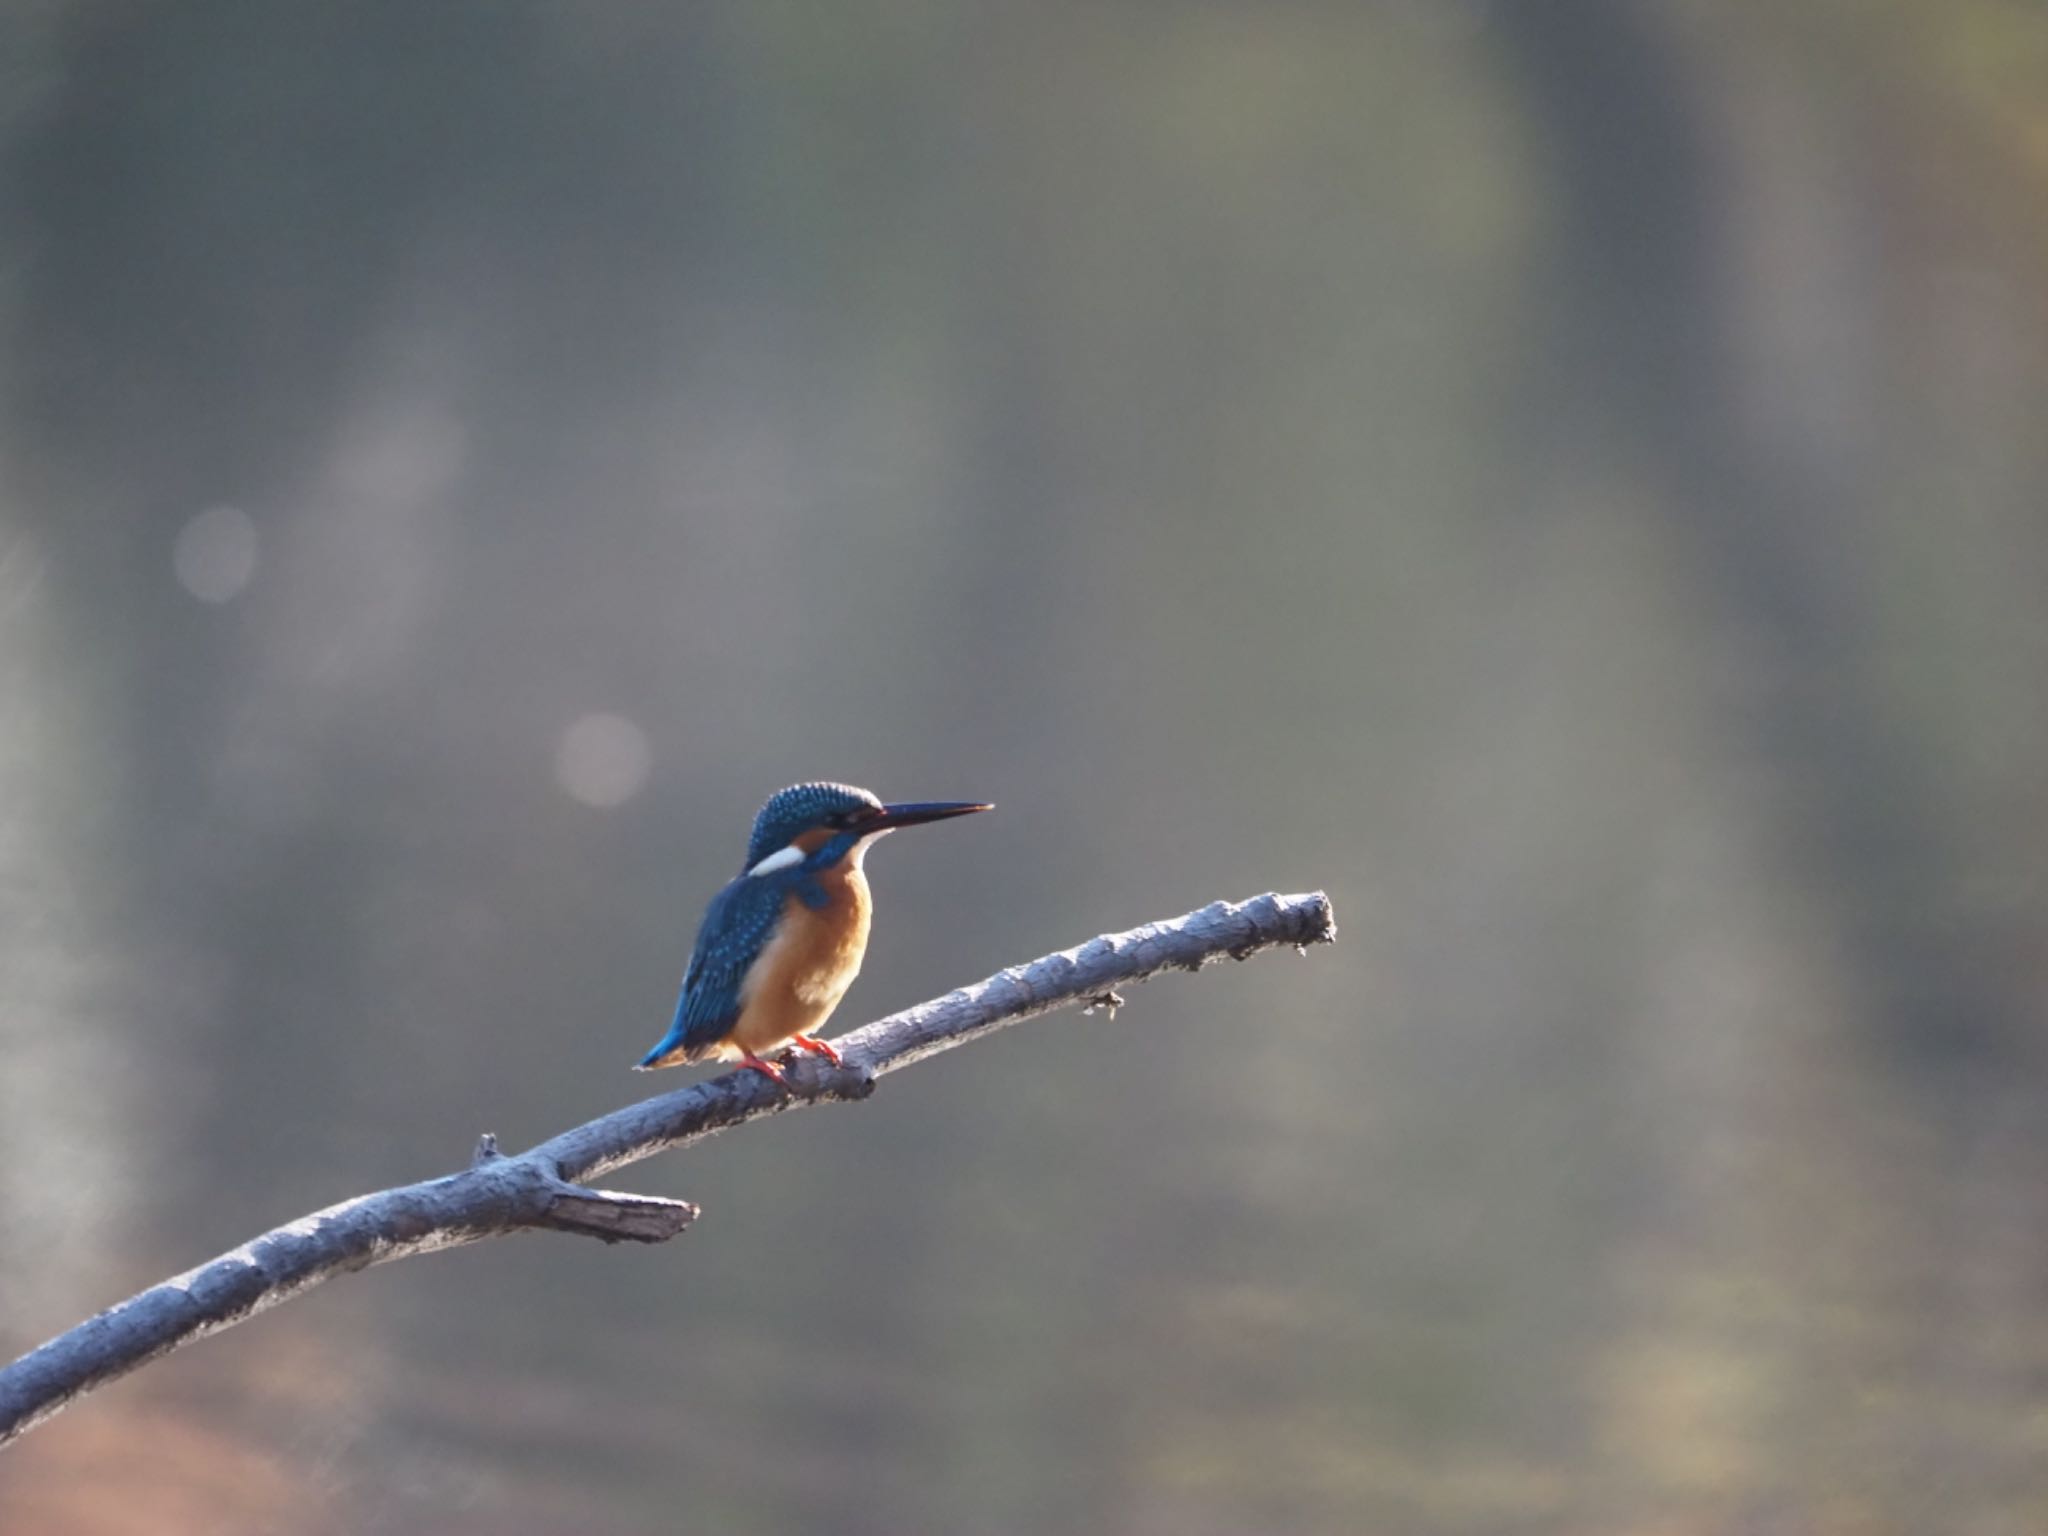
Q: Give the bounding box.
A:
[633,1027,696,1072]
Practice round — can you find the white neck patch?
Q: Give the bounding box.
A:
[749,827,892,879]
[846,828,890,870]
[746,843,806,878]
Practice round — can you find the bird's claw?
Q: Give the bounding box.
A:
[790,1034,842,1068]
[737,1053,791,1089]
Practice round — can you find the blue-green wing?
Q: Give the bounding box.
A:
[636,875,787,1067]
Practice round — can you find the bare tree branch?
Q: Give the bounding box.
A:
[0,890,1334,1450]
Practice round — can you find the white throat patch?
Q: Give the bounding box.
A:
[846,828,890,870]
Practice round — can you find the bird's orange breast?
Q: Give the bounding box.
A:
[722,861,873,1059]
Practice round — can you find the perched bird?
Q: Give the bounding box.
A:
[635,782,992,1086]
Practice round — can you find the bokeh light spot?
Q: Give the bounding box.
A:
[172,506,258,603]
[556,713,652,808]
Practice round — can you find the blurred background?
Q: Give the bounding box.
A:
[2,2,2046,1532]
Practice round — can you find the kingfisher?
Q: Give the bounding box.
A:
[634,782,993,1086]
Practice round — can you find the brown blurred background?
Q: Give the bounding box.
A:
[2,2,2046,1532]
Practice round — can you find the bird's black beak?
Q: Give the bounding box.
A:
[863,800,994,832]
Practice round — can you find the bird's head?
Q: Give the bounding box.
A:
[742,781,992,876]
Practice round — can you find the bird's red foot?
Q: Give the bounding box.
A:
[738,1052,790,1088]
[790,1034,842,1067]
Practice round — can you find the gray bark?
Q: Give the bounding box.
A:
[0,889,1334,1449]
